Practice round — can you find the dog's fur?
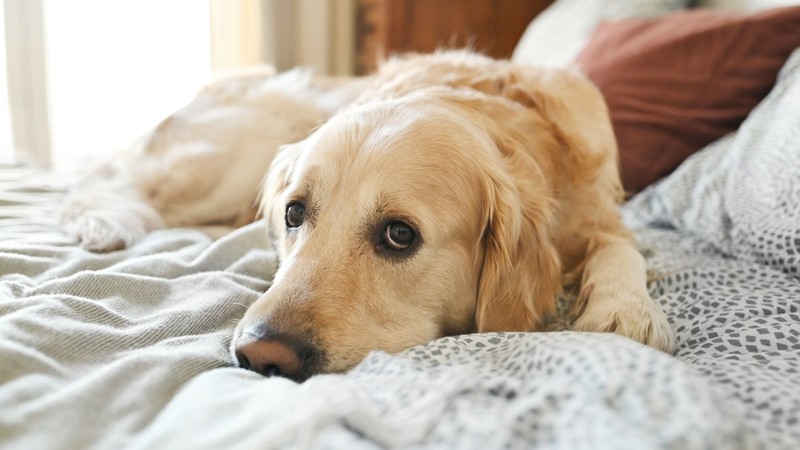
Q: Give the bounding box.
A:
[61,51,675,378]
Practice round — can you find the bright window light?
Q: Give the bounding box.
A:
[44,0,212,168]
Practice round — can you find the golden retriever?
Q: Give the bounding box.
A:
[61,51,675,381]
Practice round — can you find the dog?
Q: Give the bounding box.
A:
[61,51,675,381]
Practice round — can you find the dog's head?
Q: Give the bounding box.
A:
[231,86,565,381]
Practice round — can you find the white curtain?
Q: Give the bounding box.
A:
[210,0,355,74]
[3,0,51,167]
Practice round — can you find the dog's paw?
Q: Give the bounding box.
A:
[60,213,140,252]
[59,188,166,252]
[572,292,676,354]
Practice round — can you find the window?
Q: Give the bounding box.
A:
[2,0,353,169]
[3,0,211,169]
[45,0,212,168]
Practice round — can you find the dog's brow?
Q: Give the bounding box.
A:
[371,193,419,229]
[286,183,310,203]
[358,194,390,236]
[374,194,389,215]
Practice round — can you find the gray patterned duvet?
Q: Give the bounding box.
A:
[1,52,799,450]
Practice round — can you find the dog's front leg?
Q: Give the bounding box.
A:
[571,236,676,353]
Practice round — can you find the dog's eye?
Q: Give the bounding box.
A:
[285,203,306,228]
[383,221,415,251]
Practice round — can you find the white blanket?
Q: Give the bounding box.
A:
[0,211,747,449]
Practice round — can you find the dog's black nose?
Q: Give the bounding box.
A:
[234,327,317,381]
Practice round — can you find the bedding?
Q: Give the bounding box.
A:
[514,0,800,194]
[0,167,763,449]
[2,17,800,450]
[1,166,797,449]
[575,6,800,193]
[511,0,690,68]
[2,48,800,446]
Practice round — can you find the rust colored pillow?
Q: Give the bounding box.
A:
[576,6,800,193]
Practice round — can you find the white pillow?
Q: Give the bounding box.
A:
[511,0,690,68]
[699,0,800,11]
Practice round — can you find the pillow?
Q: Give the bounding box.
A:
[511,0,690,68]
[576,6,800,193]
[624,49,800,277]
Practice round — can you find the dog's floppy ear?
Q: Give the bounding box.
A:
[505,66,622,197]
[474,157,562,333]
[473,66,621,332]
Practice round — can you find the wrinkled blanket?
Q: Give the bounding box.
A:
[0,179,747,449]
[2,51,800,450]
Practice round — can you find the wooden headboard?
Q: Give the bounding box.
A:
[356,0,555,74]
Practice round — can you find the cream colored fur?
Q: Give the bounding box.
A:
[62,51,675,375]
[61,68,368,251]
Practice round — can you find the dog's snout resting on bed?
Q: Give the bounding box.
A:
[61,51,675,381]
[230,52,675,381]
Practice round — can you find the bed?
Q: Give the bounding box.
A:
[2,1,800,449]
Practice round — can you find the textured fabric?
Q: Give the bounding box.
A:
[0,200,274,448]
[128,333,748,450]
[628,227,800,449]
[626,48,800,277]
[2,160,800,448]
[0,209,751,449]
[575,6,800,193]
[621,49,800,448]
[511,0,689,68]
